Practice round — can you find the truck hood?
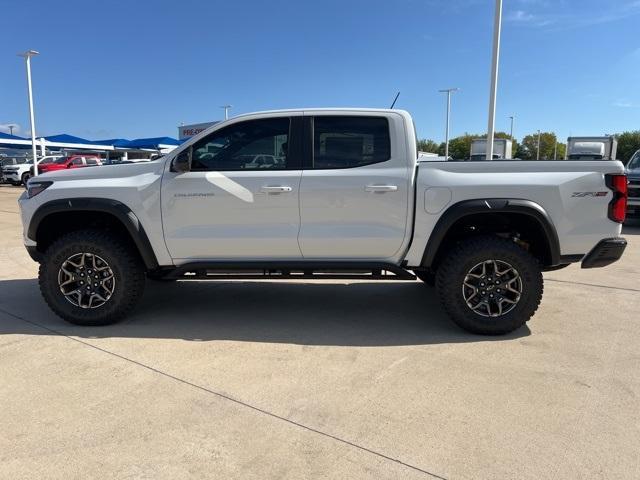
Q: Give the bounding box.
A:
[35,160,166,182]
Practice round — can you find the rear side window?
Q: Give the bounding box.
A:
[313,116,390,169]
[86,157,99,166]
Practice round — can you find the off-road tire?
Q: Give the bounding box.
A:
[435,235,543,335]
[39,229,145,326]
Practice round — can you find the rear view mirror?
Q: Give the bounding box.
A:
[172,149,191,173]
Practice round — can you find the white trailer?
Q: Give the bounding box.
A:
[566,136,617,161]
[469,138,513,161]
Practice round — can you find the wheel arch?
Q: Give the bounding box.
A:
[28,198,158,270]
[421,199,561,269]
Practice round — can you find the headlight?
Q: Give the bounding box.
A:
[27,181,53,198]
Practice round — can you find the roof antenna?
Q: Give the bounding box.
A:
[390,91,400,109]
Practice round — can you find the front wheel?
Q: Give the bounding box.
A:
[435,235,543,335]
[39,229,146,326]
[21,172,31,186]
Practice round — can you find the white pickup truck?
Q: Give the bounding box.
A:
[18,109,629,335]
[2,155,61,186]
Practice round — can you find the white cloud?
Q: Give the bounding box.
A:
[505,1,640,29]
[613,100,640,108]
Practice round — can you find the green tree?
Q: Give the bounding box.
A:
[416,139,440,153]
[519,132,566,160]
[615,131,640,164]
[438,133,477,159]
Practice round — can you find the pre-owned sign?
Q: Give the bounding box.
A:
[178,121,218,140]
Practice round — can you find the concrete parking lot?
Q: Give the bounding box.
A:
[1,183,639,480]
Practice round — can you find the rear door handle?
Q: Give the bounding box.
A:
[365,184,398,193]
[260,185,293,193]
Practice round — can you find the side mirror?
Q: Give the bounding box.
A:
[171,149,191,173]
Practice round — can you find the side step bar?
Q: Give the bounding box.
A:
[162,262,417,281]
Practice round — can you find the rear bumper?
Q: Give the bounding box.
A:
[581,238,627,269]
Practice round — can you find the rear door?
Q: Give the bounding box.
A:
[298,113,411,260]
[161,114,304,260]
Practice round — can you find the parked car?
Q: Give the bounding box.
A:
[36,154,103,175]
[2,155,62,186]
[19,109,628,335]
[626,149,640,219]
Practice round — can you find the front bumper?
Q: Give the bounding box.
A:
[3,171,20,182]
[626,197,640,217]
[581,238,627,268]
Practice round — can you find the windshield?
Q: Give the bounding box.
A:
[53,157,70,164]
[628,150,640,170]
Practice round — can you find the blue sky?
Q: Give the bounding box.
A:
[1,0,639,142]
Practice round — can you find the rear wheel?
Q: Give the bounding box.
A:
[39,229,145,326]
[435,235,543,335]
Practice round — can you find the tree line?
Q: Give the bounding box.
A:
[418,130,640,163]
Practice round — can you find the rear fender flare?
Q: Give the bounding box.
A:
[420,198,561,268]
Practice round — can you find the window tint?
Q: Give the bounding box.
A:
[313,116,390,169]
[190,118,289,171]
[71,157,83,166]
[86,157,99,166]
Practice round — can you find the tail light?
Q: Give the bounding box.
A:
[605,174,628,223]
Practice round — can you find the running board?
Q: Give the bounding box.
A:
[163,262,416,281]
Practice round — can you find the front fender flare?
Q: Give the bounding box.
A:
[28,198,159,270]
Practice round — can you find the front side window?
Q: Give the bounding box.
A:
[190,118,289,171]
[86,157,99,166]
[71,158,83,166]
[313,116,390,169]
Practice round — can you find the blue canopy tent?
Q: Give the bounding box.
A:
[126,137,183,149]
[0,132,32,149]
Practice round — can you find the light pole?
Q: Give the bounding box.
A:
[486,0,503,160]
[220,105,232,120]
[553,139,558,160]
[536,129,541,160]
[509,115,515,139]
[18,50,40,176]
[439,88,459,159]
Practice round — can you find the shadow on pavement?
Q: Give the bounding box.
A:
[0,278,530,346]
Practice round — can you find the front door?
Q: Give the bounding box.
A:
[161,115,303,260]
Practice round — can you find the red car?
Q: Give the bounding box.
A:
[37,154,103,174]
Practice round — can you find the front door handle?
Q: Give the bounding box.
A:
[365,184,398,193]
[260,185,293,193]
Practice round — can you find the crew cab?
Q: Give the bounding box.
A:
[18,109,628,334]
[37,154,102,174]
